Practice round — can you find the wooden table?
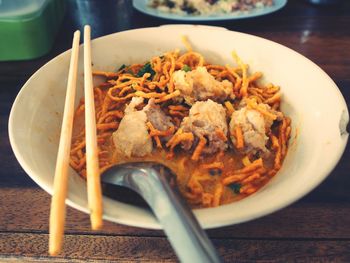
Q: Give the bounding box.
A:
[1,0,349,262]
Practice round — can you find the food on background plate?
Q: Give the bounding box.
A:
[70,41,291,208]
[149,0,274,16]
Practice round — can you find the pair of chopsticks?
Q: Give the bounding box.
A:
[49,25,103,256]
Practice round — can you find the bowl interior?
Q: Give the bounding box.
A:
[9,25,349,229]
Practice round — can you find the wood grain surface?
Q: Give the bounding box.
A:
[1,188,350,240]
[1,0,350,262]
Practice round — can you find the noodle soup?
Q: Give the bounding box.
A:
[70,47,291,208]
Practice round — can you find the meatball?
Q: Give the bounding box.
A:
[112,97,152,157]
[143,99,174,134]
[229,102,282,155]
[179,99,228,155]
[173,66,234,105]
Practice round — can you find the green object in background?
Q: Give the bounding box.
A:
[0,0,65,61]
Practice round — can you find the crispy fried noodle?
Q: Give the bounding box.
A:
[70,39,291,208]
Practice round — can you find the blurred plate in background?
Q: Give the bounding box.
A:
[132,0,287,21]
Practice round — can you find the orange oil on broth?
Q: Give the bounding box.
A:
[100,136,276,208]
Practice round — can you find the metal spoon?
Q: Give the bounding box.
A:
[101,162,222,263]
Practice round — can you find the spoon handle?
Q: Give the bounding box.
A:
[103,163,222,263]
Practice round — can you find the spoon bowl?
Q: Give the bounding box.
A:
[101,162,222,263]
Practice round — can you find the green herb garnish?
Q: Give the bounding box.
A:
[182,64,192,72]
[229,183,241,194]
[137,62,155,79]
[118,64,126,71]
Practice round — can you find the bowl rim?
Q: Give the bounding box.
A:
[8,25,349,230]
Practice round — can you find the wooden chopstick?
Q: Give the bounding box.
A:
[84,25,103,230]
[49,30,81,256]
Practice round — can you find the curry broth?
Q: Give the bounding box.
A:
[71,99,285,209]
[81,130,276,208]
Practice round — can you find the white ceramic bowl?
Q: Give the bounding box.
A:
[9,25,349,229]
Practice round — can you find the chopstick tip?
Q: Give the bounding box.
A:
[91,213,103,230]
[84,25,91,31]
[49,245,60,256]
[73,30,80,38]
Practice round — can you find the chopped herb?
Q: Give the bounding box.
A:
[181,2,196,14]
[182,64,192,72]
[229,183,241,194]
[126,69,134,76]
[209,169,222,176]
[137,62,155,79]
[165,0,175,8]
[118,64,126,71]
